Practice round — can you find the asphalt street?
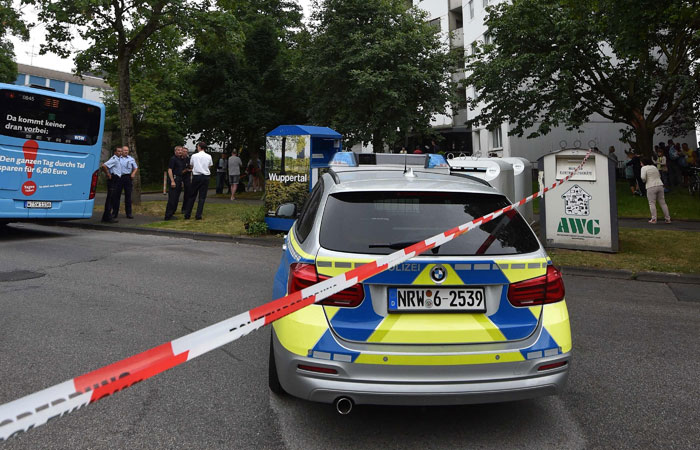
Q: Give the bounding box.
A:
[0,224,698,449]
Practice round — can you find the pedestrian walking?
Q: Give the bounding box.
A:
[641,158,671,224]
[114,146,138,219]
[100,147,122,223]
[164,146,187,220]
[216,153,228,194]
[182,142,213,220]
[228,149,243,200]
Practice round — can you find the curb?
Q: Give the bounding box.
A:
[52,221,699,283]
[561,266,700,285]
[54,221,283,248]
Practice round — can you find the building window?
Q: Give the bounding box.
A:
[491,126,502,149]
[29,75,46,87]
[484,32,492,45]
[68,82,84,97]
[428,18,441,32]
[471,41,478,55]
[15,73,25,86]
[468,1,474,19]
[49,79,66,93]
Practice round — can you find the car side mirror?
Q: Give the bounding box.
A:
[276,203,297,218]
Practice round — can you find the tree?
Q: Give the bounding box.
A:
[306,0,459,152]
[0,0,29,82]
[31,0,208,203]
[185,0,307,154]
[103,26,190,183]
[465,0,700,157]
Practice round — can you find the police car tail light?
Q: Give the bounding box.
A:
[89,170,99,199]
[507,265,565,307]
[288,263,364,307]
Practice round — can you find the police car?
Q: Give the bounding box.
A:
[269,153,570,414]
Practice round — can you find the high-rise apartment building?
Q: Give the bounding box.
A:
[414,0,696,161]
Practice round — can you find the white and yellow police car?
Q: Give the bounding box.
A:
[269,153,570,414]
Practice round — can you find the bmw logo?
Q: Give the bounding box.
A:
[430,265,447,284]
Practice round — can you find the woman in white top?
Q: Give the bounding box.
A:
[641,158,671,224]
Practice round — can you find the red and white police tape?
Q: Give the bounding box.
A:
[0,149,592,441]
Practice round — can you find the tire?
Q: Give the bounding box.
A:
[268,333,286,395]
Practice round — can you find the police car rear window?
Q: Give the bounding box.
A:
[319,191,539,256]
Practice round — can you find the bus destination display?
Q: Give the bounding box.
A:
[0,89,101,146]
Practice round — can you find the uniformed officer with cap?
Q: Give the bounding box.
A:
[100,147,122,223]
[114,146,138,219]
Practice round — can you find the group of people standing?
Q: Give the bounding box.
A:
[615,139,698,225]
[100,145,138,223]
[164,142,213,221]
[215,151,263,198]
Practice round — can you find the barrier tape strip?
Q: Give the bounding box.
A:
[0,149,592,441]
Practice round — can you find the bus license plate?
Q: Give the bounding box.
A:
[388,287,486,313]
[25,201,52,209]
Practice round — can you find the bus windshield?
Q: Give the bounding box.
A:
[0,89,102,145]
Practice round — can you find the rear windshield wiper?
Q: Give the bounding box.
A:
[369,241,441,254]
[368,241,419,249]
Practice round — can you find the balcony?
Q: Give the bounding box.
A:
[450,27,464,48]
[449,0,462,11]
[452,69,466,83]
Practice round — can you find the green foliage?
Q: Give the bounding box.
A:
[306,0,459,151]
[466,0,700,157]
[242,205,269,235]
[0,0,29,82]
[184,0,307,153]
[263,180,309,213]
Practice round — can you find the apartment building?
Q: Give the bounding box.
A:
[414,0,696,162]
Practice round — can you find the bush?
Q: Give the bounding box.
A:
[264,180,309,214]
[242,205,269,235]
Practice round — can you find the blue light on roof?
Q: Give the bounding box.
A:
[428,154,449,168]
[330,152,358,167]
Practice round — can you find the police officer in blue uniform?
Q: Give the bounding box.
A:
[100,147,122,223]
[114,145,138,219]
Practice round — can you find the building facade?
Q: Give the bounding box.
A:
[415,0,697,162]
[13,63,110,103]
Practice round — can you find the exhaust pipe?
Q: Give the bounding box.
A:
[335,397,353,415]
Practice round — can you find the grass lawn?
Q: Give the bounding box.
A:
[95,201,263,236]
[548,227,700,274]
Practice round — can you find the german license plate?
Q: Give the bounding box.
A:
[25,201,52,209]
[388,287,486,313]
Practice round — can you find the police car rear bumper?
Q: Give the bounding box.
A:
[272,332,569,406]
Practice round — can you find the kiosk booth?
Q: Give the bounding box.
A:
[538,148,618,252]
[264,125,342,231]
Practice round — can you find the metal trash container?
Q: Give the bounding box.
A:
[502,157,533,224]
[538,148,618,252]
[448,156,515,202]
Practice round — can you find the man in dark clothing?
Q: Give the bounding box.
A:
[180,147,192,214]
[164,146,187,220]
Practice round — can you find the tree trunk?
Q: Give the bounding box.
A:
[372,131,384,154]
[631,120,655,159]
[117,52,141,205]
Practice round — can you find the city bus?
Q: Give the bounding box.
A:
[0,83,105,224]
